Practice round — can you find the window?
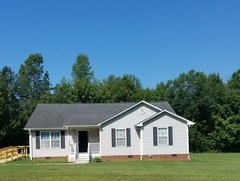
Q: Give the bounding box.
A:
[116,129,126,147]
[158,128,168,146]
[51,131,61,148]
[40,132,50,148]
[40,131,60,149]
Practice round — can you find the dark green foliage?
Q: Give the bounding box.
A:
[52,78,74,103]
[0,67,20,146]
[99,74,143,103]
[0,52,240,152]
[72,54,94,81]
[92,156,103,163]
[15,53,51,146]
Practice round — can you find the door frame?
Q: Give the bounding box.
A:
[78,131,89,153]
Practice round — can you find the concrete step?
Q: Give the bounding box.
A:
[76,153,89,164]
[0,159,7,163]
[75,159,89,164]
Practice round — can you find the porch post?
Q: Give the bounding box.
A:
[28,129,33,160]
[99,127,102,157]
[140,127,143,160]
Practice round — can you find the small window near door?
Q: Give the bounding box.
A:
[116,129,126,147]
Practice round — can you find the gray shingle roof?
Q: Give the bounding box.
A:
[24,102,175,129]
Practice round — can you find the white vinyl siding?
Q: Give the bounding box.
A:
[116,129,126,147]
[143,114,189,155]
[40,131,60,149]
[158,128,168,146]
[101,105,158,156]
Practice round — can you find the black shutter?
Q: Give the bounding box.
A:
[153,127,158,146]
[36,131,40,149]
[168,127,173,146]
[61,131,65,149]
[112,128,116,147]
[126,128,131,147]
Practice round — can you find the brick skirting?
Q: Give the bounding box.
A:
[33,156,68,161]
[101,155,141,161]
[101,154,189,161]
[142,154,188,161]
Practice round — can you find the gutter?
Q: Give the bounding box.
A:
[63,125,100,128]
[24,127,67,131]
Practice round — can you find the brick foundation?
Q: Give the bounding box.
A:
[101,154,189,161]
[33,156,68,161]
[101,155,141,161]
[142,154,188,161]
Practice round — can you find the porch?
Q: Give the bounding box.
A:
[67,128,100,163]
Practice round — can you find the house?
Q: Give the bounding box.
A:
[24,101,195,162]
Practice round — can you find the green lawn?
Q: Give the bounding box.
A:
[0,153,239,181]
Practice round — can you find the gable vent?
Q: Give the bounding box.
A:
[139,108,145,115]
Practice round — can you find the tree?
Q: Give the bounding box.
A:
[52,78,74,103]
[17,53,51,145]
[165,70,231,151]
[72,54,94,81]
[0,66,20,146]
[100,74,143,102]
[225,69,240,151]
[71,54,96,103]
[18,53,51,102]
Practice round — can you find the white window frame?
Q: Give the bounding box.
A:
[51,131,61,148]
[158,127,168,146]
[40,131,50,149]
[116,128,126,147]
[40,131,61,149]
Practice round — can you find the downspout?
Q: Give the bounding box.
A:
[187,125,190,160]
[140,127,143,160]
[66,126,69,162]
[99,127,102,157]
[29,129,33,160]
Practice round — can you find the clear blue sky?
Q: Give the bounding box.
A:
[0,0,239,88]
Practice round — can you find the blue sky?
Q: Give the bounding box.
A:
[0,0,239,88]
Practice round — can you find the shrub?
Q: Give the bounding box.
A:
[92,156,103,163]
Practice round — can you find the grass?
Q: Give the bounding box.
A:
[0,153,240,181]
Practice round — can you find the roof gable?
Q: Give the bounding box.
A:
[136,110,195,127]
[24,101,176,129]
[98,101,163,126]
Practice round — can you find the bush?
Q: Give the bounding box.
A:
[92,156,103,163]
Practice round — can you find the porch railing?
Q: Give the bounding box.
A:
[88,143,100,159]
[0,146,29,163]
[89,143,100,154]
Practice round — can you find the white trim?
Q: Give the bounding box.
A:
[77,131,89,153]
[98,100,162,126]
[63,125,100,128]
[29,129,33,160]
[24,127,66,131]
[99,128,102,157]
[140,127,143,160]
[187,126,190,157]
[136,110,195,127]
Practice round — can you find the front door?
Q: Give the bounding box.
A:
[78,131,88,153]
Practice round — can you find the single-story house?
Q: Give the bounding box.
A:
[24,101,195,162]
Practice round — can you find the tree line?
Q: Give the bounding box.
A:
[0,53,240,152]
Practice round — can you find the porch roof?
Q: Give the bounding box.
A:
[24,102,175,129]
